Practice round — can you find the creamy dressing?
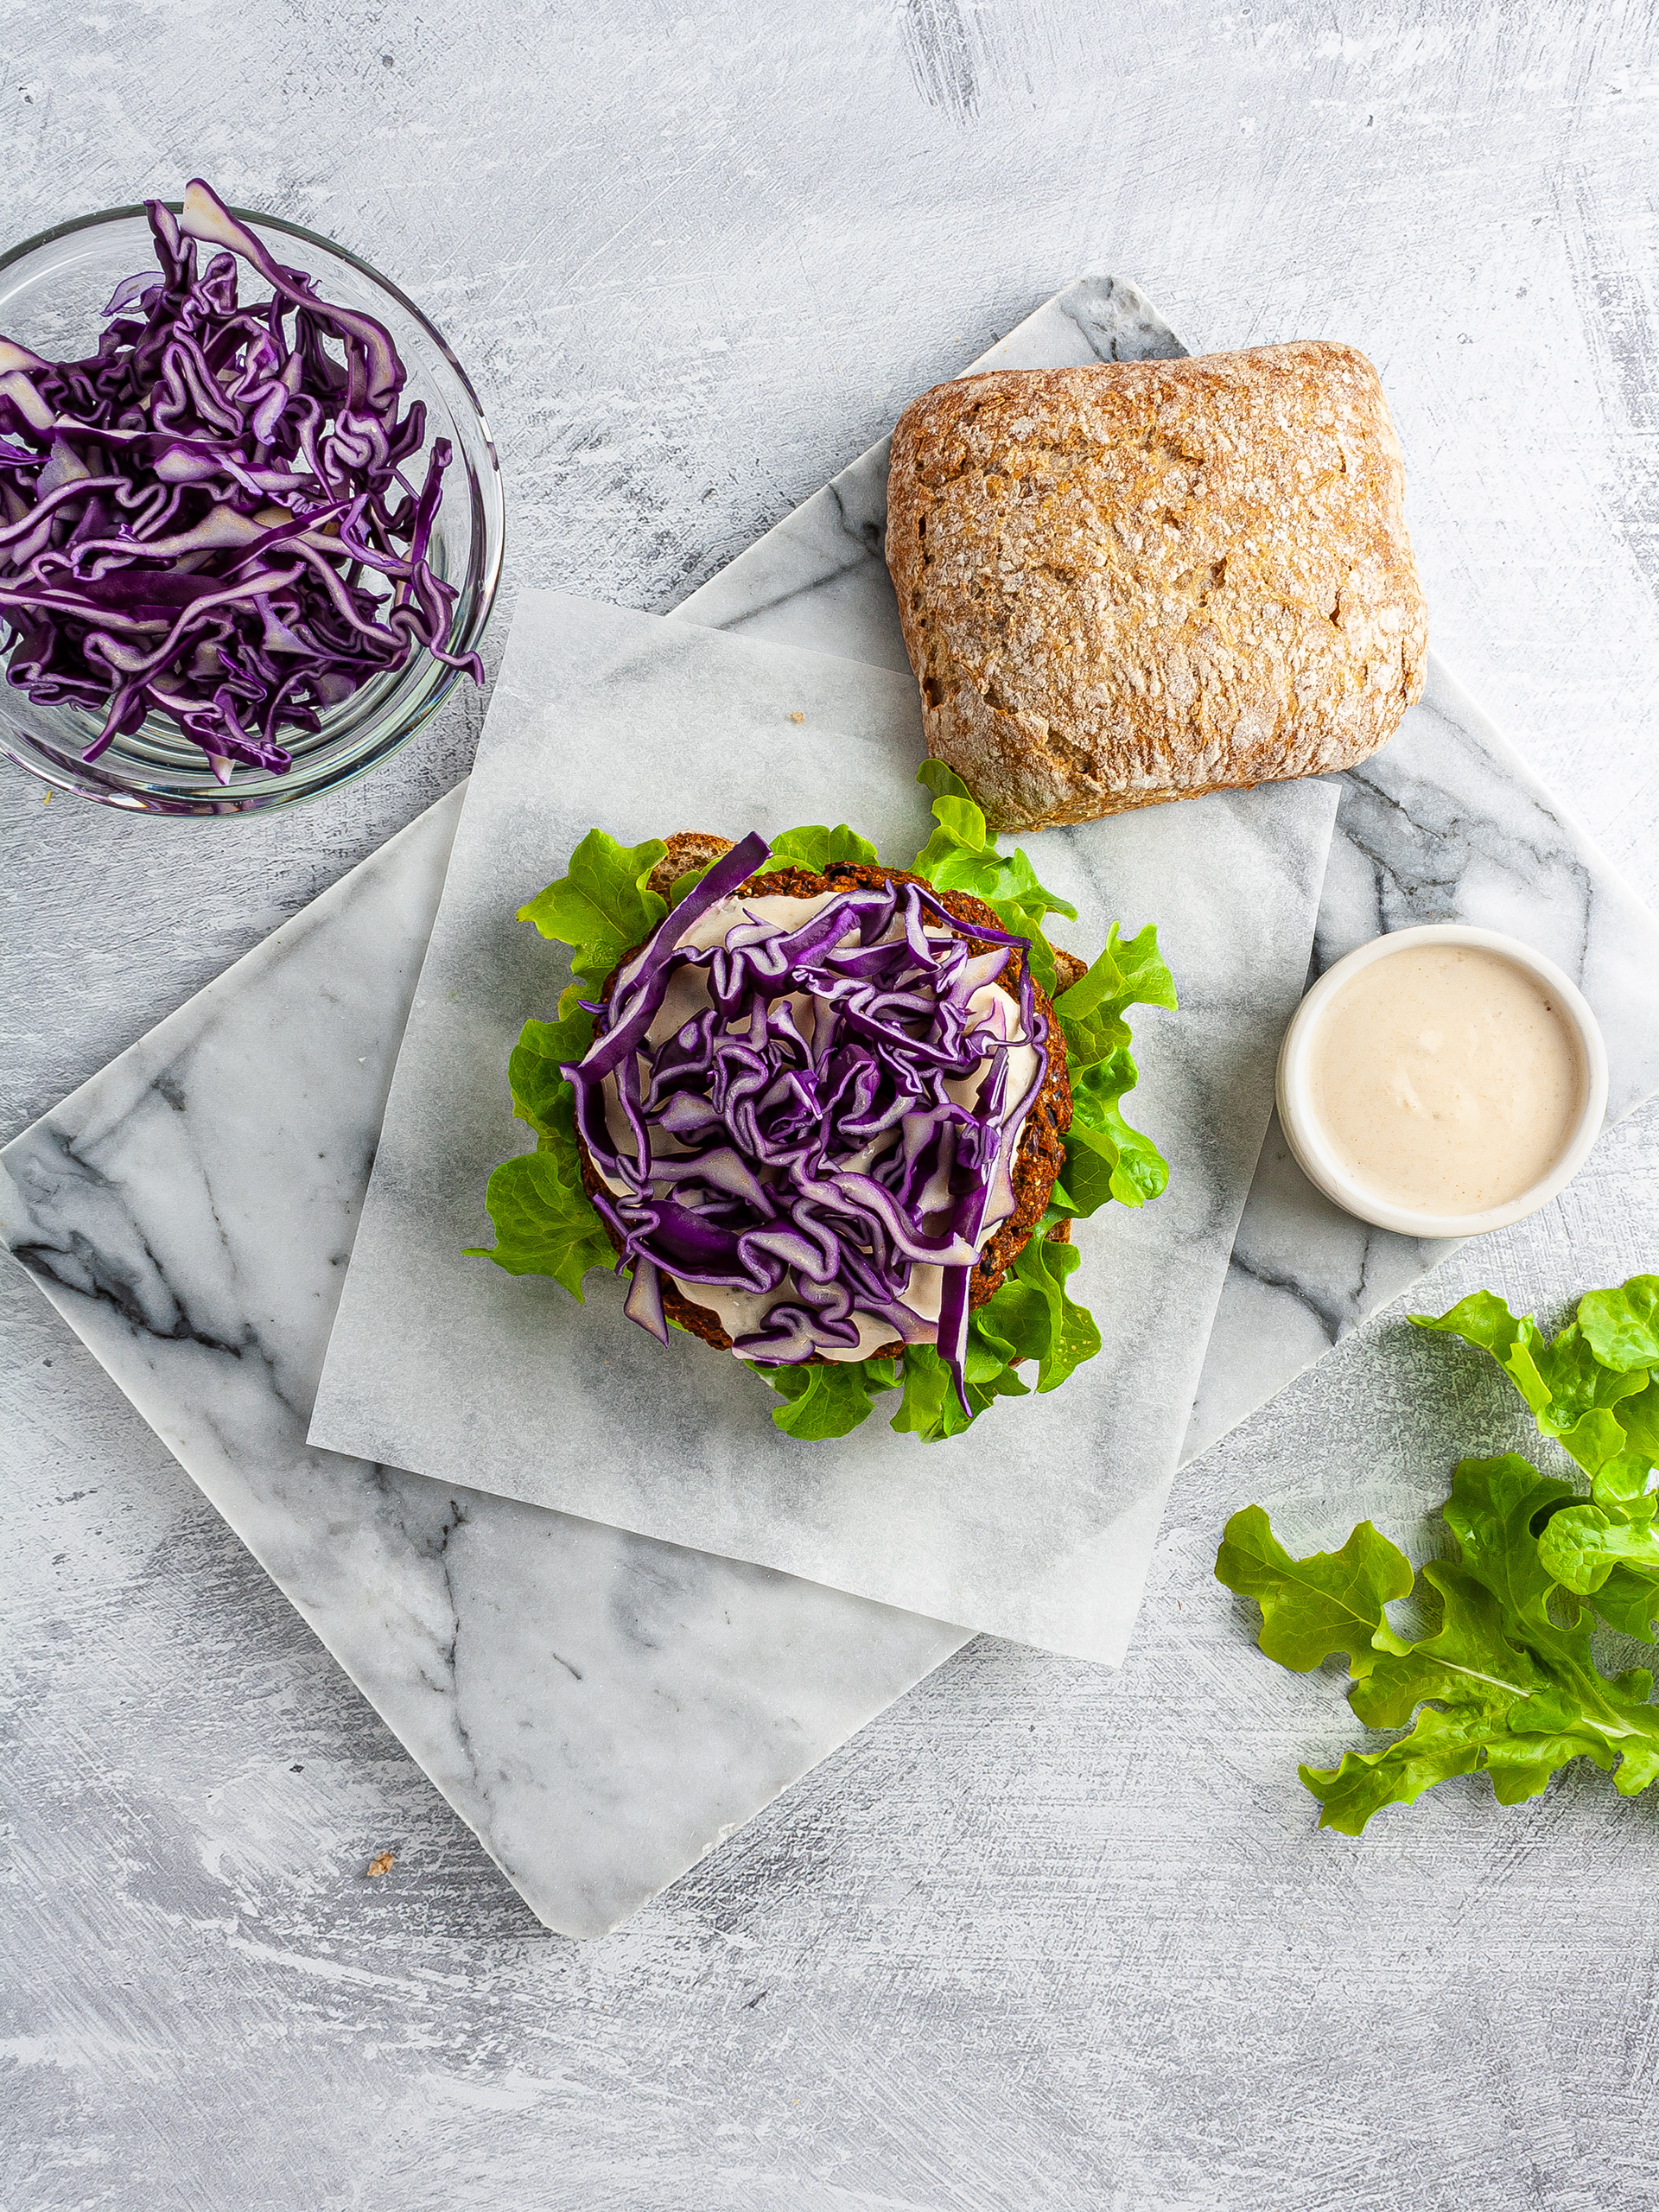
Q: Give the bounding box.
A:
[1306,944,1584,1213]
[597,889,1040,1359]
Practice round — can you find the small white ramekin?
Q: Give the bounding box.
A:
[1274,922,1609,1240]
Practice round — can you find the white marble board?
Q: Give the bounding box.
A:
[0,791,969,1942]
[306,592,1338,1659]
[8,276,1659,1938]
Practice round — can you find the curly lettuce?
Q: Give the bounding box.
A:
[1216,1276,1659,1833]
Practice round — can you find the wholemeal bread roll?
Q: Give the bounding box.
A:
[885,341,1427,831]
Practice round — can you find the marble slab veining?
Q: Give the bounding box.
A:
[306,591,1338,1661]
[9,273,1659,1937]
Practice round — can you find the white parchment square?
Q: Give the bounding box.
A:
[308,590,1338,1660]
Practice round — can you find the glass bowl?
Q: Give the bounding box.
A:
[0,201,504,817]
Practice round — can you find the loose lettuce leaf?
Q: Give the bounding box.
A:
[1413,1279,1659,1633]
[1612,1382,1659,1470]
[1221,1278,1659,1834]
[1537,1505,1659,1596]
[1586,1565,1659,1642]
[1578,1276,1659,1370]
[1214,1505,1414,1678]
[1439,1452,1580,1631]
[1218,1455,1659,1834]
[1411,1291,1650,1476]
[516,829,668,1015]
[750,1357,899,1440]
[1325,1461,1659,1825]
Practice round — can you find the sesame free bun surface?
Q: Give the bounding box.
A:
[885,341,1428,832]
[577,854,1072,1361]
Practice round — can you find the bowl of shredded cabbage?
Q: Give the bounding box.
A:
[0,181,503,815]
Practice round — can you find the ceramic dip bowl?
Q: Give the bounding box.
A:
[1275,922,1609,1240]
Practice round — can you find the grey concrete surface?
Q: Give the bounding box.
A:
[4,3,1659,2206]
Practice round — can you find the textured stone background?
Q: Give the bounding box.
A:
[4,3,1659,2207]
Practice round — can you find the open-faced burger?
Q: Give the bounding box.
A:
[474,773,1175,1444]
[564,831,1077,1404]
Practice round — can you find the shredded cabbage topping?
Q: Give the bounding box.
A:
[563,835,1046,1404]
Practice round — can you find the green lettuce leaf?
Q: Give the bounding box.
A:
[1412,1279,1659,1638]
[885,1236,1099,1441]
[1438,1452,1580,1631]
[1218,1454,1659,1835]
[1537,1505,1659,1596]
[516,829,667,1015]
[464,1148,613,1300]
[666,822,880,909]
[910,762,1077,948]
[1585,1565,1659,1642]
[1412,1291,1654,1478]
[1578,1275,1659,1370]
[970,1234,1101,1394]
[1053,924,1179,1064]
[1056,1060,1172,1213]
[760,823,880,873]
[749,1357,899,1440]
[468,1001,610,1298]
[889,1344,1000,1441]
[1214,1505,1414,1678]
[667,864,713,908]
[1048,925,1177,1217]
[505,1005,595,1140]
[1220,1276,1659,1835]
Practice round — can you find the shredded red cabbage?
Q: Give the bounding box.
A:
[564,837,1049,1411]
[0,178,481,780]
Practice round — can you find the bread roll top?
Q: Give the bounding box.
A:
[886,340,1427,831]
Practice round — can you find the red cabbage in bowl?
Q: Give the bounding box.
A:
[0,178,481,780]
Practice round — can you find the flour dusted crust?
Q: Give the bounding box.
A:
[885,342,1428,831]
